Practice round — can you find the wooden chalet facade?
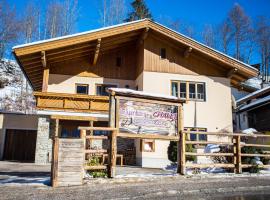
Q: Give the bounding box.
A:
[13,19,258,167]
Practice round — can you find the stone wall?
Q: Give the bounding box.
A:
[35,116,53,164]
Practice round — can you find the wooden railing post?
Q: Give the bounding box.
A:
[177,130,186,175]
[236,135,242,173]
[51,118,59,187]
[108,130,117,178]
[233,137,237,173]
[80,129,86,150]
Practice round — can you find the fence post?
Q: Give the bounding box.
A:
[80,129,86,150]
[51,118,59,187]
[236,135,242,173]
[233,137,237,174]
[108,130,117,178]
[177,130,186,175]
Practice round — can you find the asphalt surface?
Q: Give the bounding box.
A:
[1,175,270,199]
[1,161,270,199]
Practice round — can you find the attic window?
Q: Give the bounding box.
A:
[160,48,166,59]
[116,57,122,67]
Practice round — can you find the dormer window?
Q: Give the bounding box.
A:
[160,48,166,59]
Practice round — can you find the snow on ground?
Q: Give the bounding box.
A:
[0,176,50,186]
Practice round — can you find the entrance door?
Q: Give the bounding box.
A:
[3,129,37,162]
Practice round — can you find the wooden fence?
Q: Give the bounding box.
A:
[79,127,118,178]
[51,127,270,187]
[182,131,270,174]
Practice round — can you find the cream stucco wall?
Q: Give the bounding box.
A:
[134,71,233,168]
[48,74,136,95]
[0,113,38,160]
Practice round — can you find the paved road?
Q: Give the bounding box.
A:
[1,175,270,200]
[1,161,270,199]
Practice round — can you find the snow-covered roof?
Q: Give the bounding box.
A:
[236,85,270,105]
[239,95,270,112]
[108,88,183,103]
[13,19,257,73]
[13,19,147,49]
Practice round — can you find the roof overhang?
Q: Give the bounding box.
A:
[13,19,258,91]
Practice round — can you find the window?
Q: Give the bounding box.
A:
[184,127,207,141]
[76,84,89,94]
[140,139,155,152]
[96,84,117,96]
[171,81,206,101]
[116,57,122,67]
[160,48,166,59]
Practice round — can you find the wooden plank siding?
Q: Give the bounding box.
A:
[49,44,138,80]
[144,35,228,77]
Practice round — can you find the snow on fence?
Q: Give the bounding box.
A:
[183,131,270,173]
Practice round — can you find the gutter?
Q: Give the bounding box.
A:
[237,101,270,113]
[12,50,34,91]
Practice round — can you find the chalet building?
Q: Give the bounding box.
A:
[236,86,270,132]
[11,19,258,167]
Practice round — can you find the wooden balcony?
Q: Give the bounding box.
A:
[33,92,109,113]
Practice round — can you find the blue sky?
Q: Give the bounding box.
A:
[8,0,270,32]
[7,0,270,63]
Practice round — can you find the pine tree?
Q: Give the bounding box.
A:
[126,0,152,22]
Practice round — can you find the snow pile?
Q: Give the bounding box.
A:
[241,128,257,135]
[242,77,262,90]
[251,157,263,165]
[204,144,220,153]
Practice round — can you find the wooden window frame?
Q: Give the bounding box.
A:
[171,80,206,102]
[184,127,207,142]
[75,83,89,95]
[140,139,155,152]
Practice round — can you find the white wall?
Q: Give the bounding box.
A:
[48,74,136,95]
[135,71,233,168]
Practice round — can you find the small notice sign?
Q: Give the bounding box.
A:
[119,99,178,135]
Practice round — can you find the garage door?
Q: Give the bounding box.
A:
[3,129,37,162]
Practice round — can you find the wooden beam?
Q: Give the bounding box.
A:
[41,51,46,68]
[227,68,238,78]
[42,68,49,92]
[184,46,192,58]
[93,38,101,65]
[137,27,149,46]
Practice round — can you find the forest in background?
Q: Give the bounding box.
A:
[0,0,269,113]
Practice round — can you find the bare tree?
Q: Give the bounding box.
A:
[202,24,217,48]
[0,0,20,59]
[255,16,270,82]
[61,0,79,35]
[21,2,40,43]
[99,0,126,27]
[44,1,63,39]
[227,4,252,61]
[218,20,232,54]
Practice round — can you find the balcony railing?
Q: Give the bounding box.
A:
[33,92,109,113]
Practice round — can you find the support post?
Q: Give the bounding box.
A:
[51,118,59,187]
[108,130,117,178]
[236,135,242,173]
[42,68,49,92]
[177,104,185,175]
[80,129,86,150]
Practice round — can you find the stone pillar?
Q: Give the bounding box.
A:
[35,116,53,164]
